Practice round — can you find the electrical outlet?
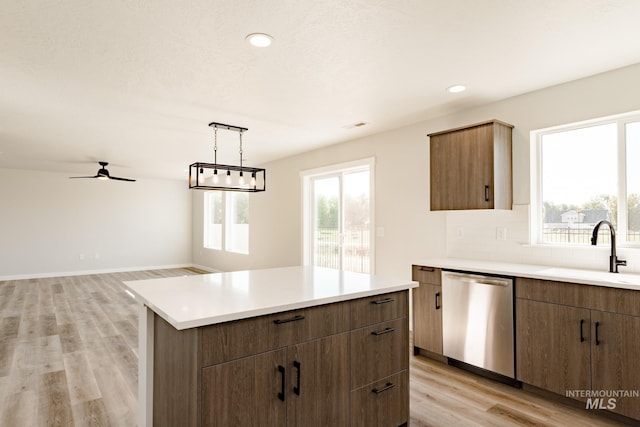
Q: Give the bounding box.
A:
[376,227,385,237]
[456,227,464,239]
[78,253,85,261]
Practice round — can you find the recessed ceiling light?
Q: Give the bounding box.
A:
[447,84,466,93]
[246,33,273,47]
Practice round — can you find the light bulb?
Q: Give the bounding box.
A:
[226,170,231,185]
[212,170,219,184]
[251,172,256,188]
[239,172,245,186]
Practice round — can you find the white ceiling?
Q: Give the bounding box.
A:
[2,0,640,180]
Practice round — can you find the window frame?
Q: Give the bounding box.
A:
[531,110,640,246]
[203,191,249,254]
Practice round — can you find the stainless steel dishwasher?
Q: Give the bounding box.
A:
[442,270,515,379]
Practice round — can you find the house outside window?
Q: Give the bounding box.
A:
[533,111,640,245]
[204,192,249,254]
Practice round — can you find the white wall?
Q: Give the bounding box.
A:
[193,63,640,278]
[0,168,192,279]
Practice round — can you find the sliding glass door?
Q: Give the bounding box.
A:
[309,166,371,273]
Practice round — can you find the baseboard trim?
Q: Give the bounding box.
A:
[0,263,209,281]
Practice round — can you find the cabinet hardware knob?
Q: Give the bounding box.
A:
[435,292,441,310]
[595,321,600,346]
[277,365,285,402]
[273,314,305,324]
[293,361,301,396]
[371,327,395,336]
[371,298,395,305]
[579,319,585,342]
[372,382,395,394]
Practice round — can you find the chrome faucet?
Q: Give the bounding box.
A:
[591,220,626,273]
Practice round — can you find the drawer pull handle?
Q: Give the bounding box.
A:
[371,327,395,336]
[580,319,585,342]
[484,185,490,202]
[371,298,395,305]
[277,365,285,401]
[595,321,600,346]
[293,361,301,396]
[435,292,441,310]
[372,382,395,394]
[419,266,435,272]
[273,315,305,325]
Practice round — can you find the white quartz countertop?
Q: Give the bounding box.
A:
[123,265,418,330]
[414,258,640,291]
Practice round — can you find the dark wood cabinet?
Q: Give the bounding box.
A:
[516,278,640,421]
[350,291,410,427]
[152,291,409,426]
[287,334,350,427]
[428,120,513,210]
[516,299,591,395]
[201,349,287,427]
[591,310,640,420]
[411,265,443,355]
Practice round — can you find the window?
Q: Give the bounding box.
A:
[302,158,374,273]
[533,112,640,245]
[204,192,249,253]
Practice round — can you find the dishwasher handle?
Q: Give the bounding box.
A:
[444,272,512,287]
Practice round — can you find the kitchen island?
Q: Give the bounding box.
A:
[124,265,418,427]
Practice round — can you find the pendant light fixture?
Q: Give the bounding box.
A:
[189,122,266,192]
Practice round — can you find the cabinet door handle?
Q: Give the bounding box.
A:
[293,361,301,396]
[418,266,435,272]
[372,382,395,394]
[435,292,441,310]
[277,365,285,402]
[371,297,395,305]
[595,321,600,346]
[273,314,305,324]
[484,185,490,202]
[371,327,395,336]
[579,319,585,342]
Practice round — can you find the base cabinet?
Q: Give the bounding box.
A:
[516,278,640,421]
[152,291,409,426]
[202,349,287,427]
[411,265,443,355]
[516,299,591,395]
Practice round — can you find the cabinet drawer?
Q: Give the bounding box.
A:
[351,291,408,329]
[350,371,409,427]
[411,265,441,285]
[350,318,408,389]
[200,301,350,366]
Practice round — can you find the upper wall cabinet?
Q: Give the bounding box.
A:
[428,120,513,211]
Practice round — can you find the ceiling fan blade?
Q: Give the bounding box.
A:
[109,176,136,182]
[69,175,100,179]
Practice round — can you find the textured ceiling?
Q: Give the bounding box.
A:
[1,0,640,180]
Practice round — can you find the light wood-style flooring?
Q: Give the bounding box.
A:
[0,269,633,426]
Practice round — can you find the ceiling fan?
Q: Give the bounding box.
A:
[69,161,136,182]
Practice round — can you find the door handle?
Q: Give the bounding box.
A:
[595,321,600,346]
[371,297,395,305]
[435,292,441,310]
[277,365,285,401]
[579,319,585,342]
[293,361,301,396]
[484,185,490,202]
[371,327,395,336]
[372,382,395,394]
[273,315,305,324]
